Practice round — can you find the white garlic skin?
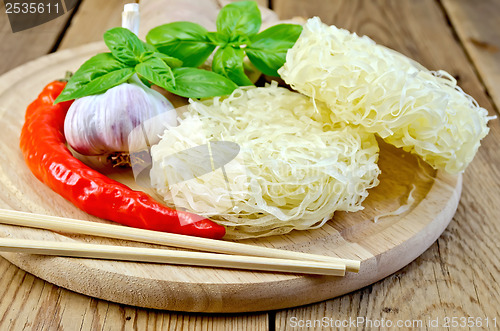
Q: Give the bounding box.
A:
[64,78,177,156]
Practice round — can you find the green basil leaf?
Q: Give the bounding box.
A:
[146,22,215,67]
[54,53,134,103]
[135,57,175,91]
[154,52,183,68]
[229,34,251,47]
[245,24,303,76]
[104,27,154,65]
[216,1,261,40]
[212,46,253,86]
[207,31,229,46]
[168,67,238,98]
[139,76,153,88]
[137,50,157,63]
[147,21,209,44]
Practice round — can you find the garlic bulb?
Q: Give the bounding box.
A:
[64,75,177,156]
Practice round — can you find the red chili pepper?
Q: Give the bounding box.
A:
[19,81,226,239]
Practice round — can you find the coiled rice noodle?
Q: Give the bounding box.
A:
[278,17,493,174]
[150,83,381,238]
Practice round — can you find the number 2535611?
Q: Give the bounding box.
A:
[5,2,60,14]
[443,317,497,328]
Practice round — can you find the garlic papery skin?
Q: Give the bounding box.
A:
[64,75,177,156]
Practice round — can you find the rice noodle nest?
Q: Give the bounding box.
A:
[278,17,493,174]
[150,83,381,238]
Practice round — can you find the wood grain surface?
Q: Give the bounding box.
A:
[442,0,500,112]
[58,0,130,50]
[0,41,461,312]
[0,0,498,329]
[272,0,500,329]
[0,1,75,75]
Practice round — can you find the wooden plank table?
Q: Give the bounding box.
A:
[0,0,498,329]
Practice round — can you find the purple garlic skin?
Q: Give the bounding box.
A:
[64,76,177,156]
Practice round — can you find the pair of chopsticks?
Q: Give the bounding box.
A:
[0,209,360,276]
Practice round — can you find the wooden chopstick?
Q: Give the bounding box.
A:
[0,238,345,276]
[0,209,360,272]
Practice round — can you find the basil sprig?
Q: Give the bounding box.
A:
[55,1,302,103]
[55,27,237,103]
[146,0,303,86]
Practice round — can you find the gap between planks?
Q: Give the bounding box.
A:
[439,0,500,116]
[49,0,84,53]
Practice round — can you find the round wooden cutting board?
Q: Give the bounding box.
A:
[0,43,461,313]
